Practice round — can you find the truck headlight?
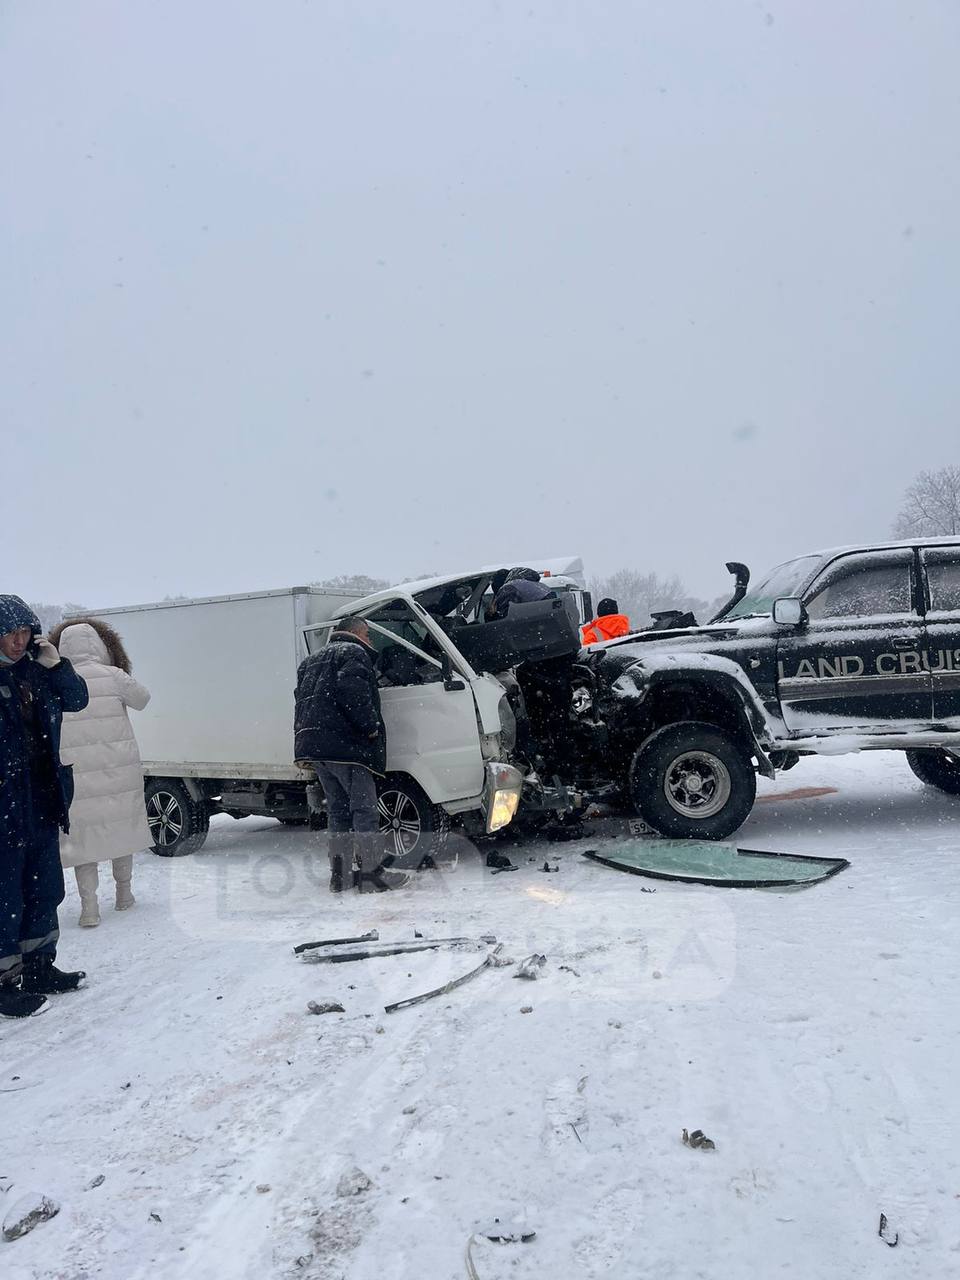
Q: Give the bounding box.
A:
[483,761,523,833]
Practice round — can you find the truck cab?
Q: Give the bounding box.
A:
[303,566,588,862]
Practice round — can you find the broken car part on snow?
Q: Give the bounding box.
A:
[1,1181,61,1243]
[682,1128,716,1151]
[293,929,379,955]
[384,944,504,1013]
[583,840,849,888]
[298,935,497,965]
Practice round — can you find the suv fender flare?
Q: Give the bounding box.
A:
[617,654,777,780]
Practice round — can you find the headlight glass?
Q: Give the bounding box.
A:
[489,788,521,832]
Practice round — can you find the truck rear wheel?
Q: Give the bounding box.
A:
[628,721,756,840]
[906,748,960,795]
[145,779,210,857]
[376,775,449,870]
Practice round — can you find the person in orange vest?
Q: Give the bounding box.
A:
[582,598,631,645]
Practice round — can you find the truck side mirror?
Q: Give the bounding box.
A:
[773,597,806,627]
[441,652,466,692]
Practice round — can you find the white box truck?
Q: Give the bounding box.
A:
[73,587,358,855]
[77,566,591,863]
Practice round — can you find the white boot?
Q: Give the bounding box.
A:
[113,856,135,911]
[75,864,100,928]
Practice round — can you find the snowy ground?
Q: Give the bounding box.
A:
[2,752,960,1280]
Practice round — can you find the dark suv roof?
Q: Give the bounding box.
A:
[805,536,960,561]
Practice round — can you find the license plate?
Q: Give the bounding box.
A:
[627,817,654,836]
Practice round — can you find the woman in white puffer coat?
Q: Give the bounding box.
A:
[49,618,152,927]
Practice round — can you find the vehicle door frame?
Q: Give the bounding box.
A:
[301,594,496,804]
[775,546,933,733]
[917,543,960,723]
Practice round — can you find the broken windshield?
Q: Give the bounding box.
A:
[725,555,823,619]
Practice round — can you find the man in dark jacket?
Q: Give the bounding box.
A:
[0,595,90,1018]
[294,617,406,893]
[490,566,553,619]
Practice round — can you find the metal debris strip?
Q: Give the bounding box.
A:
[682,1128,716,1151]
[385,944,503,1013]
[300,935,496,965]
[293,929,379,955]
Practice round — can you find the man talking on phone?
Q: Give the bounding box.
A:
[0,595,89,1018]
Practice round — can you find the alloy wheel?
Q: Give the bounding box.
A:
[146,791,185,847]
[377,790,423,860]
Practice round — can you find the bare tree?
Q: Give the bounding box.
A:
[589,569,712,628]
[892,465,960,538]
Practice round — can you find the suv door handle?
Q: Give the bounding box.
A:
[890,636,916,651]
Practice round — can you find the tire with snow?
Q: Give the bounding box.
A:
[145,779,210,857]
[906,749,960,795]
[376,775,449,870]
[627,721,756,840]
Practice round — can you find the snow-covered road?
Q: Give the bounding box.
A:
[3,752,959,1279]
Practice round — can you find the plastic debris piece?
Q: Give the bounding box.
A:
[878,1213,899,1247]
[86,1174,106,1190]
[256,1184,271,1194]
[306,1000,345,1015]
[520,1006,533,1014]
[682,1128,716,1151]
[515,954,547,980]
[2,1191,60,1242]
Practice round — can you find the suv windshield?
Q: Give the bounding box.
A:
[725,555,823,619]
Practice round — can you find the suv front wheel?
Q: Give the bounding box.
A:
[628,721,756,840]
[906,749,960,796]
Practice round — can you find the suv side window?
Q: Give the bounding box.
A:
[805,553,913,620]
[924,551,960,612]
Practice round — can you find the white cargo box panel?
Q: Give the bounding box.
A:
[71,588,357,779]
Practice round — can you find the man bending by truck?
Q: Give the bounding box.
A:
[294,617,407,893]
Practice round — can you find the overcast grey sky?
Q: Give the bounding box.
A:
[2,0,958,609]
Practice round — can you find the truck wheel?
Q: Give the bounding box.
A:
[376,776,449,869]
[145,779,210,857]
[906,749,960,795]
[628,721,756,840]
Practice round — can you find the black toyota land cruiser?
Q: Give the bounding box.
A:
[569,538,960,839]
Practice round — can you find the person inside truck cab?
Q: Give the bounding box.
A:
[489,567,553,619]
[582,598,631,645]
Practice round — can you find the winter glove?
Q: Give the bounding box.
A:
[32,637,61,669]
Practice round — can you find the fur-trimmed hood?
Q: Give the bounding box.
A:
[50,617,133,673]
